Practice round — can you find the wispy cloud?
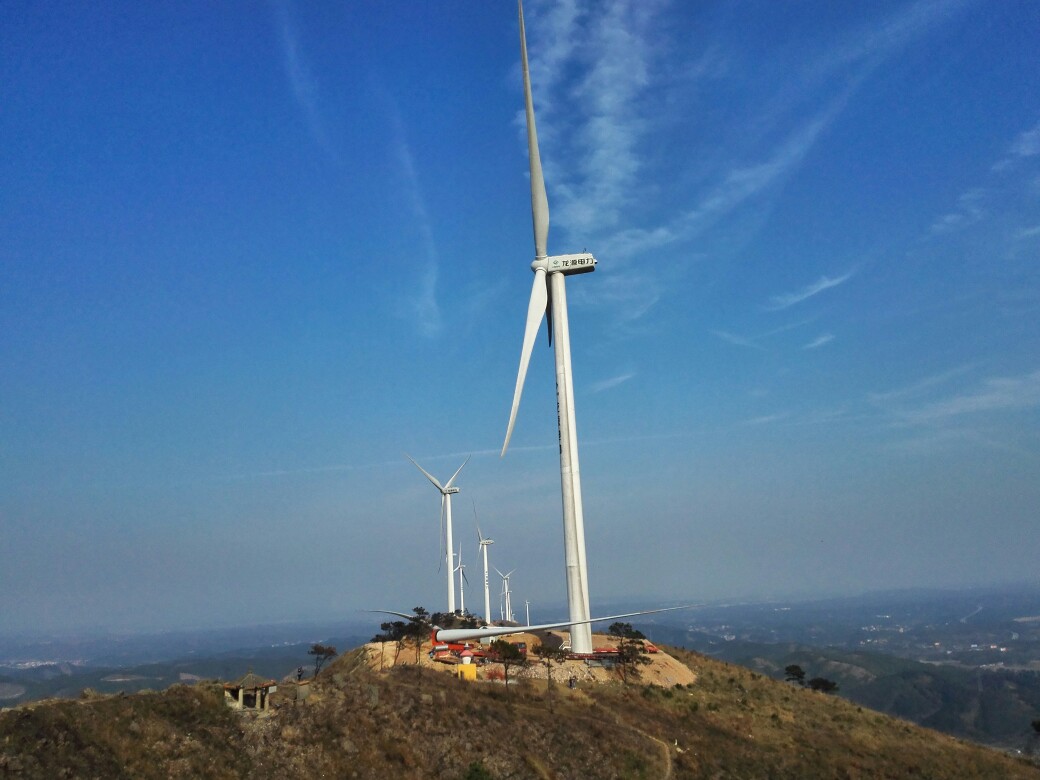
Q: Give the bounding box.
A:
[808,0,972,83]
[931,119,1040,240]
[741,412,791,426]
[591,372,635,393]
[711,329,767,351]
[527,0,666,236]
[992,120,1040,171]
[868,364,977,404]
[803,334,834,350]
[711,318,814,351]
[897,370,1040,424]
[768,272,853,310]
[929,187,987,235]
[387,101,442,338]
[679,106,843,238]
[1010,122,1040,157]
[595,0,968,263]
[603,98,850,263]
[522,0,971,325]
[573,271,661,322]
[271,0,338,162]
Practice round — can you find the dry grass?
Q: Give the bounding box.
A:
[1,645,1038,779]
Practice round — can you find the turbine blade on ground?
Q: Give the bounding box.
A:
[432,604,704,644]
[502,268,548,456]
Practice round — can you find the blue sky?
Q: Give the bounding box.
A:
[1,0,1038,635]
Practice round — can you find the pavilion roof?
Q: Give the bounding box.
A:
[224,672,276,691]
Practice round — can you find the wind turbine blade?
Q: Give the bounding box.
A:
[445,455,470,490]
[502,268,548,456]
[519,0,548,259]
[406,455,445,492]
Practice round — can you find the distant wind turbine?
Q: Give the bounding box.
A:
[407,454,470,614]
[500,0,597,654]
[454,544,468,615]
[496,567,516,623]
[476,518,495,625]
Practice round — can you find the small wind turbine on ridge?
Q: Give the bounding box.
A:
[495,566,516,623]
[476,512,495,625]
[501,0,597,654]
[407,454,470,614]
[454,543,469,615]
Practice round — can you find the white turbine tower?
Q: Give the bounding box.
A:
[454,544,468,615]
[501,0,597,654]
[496,567,516,623]
[407,454,470,614]
[477,523,495,625]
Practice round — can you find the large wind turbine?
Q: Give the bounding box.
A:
[407,455,470,614]
[501,0,597,654]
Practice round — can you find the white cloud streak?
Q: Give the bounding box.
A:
[527,0,665,237]
[803,334,834,350]
[991,120,1040,171]
[711,318,815,351]
[896,370,1040,425]
[768,272,853,310]
[520,0,972,326]
[741,412,791,426]
[591,372,635,393]
[711,330,767,351]
[271,0,339,162]
[929,188,988,235]
[868,364,977,404]
[1006,120,1040,161]
[387,102,442,338]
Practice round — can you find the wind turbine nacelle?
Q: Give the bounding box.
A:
[445,487,461,495]
[547,253,596,275]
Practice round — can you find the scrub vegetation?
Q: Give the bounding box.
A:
[1,646,1038,778]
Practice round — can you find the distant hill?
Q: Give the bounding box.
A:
[2,644,1038,778]
[696,639,1040,751]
